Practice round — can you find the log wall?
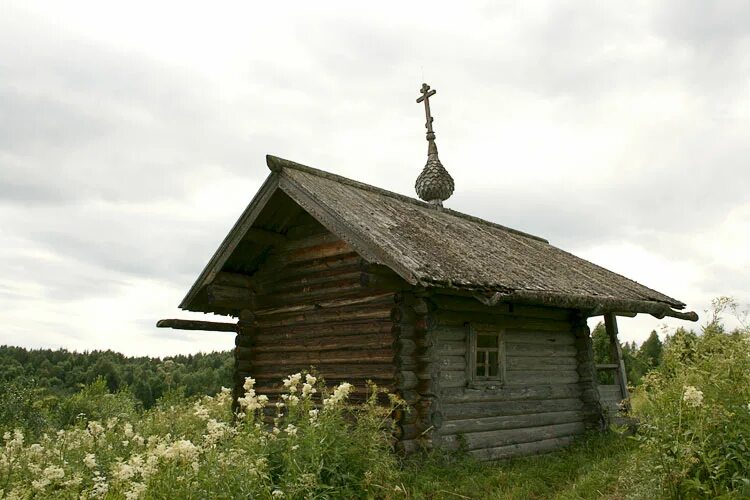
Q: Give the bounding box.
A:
[425,295,599,461]
[228,228,399,401]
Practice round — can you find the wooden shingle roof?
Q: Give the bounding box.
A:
[180,155,697,321]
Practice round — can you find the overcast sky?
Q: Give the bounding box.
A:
[1,1,748,356]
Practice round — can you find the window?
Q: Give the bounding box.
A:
[467,323,505,384]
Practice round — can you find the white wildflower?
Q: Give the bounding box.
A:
[123,423,134,438]
[285,424,298,437]
[88,421,105,437]
[272,489,284,498]
[106,417,119,430]
[84,453,97,469]
[308,409,319,423]
[91,472,109,497]
[193,402,210,420]
[112,461,136,482]
[29,443,44,456]
[243,377,256,392]
[64,473,83,488]
[291,444,299,451]
[31,465,65,490]
[323,382,354,408]
[133,434,145,447]
[125,482,147,500]
[305,374,317,386]
[301,383,316,398]
[282,373,302,392]
[683,385,704,407]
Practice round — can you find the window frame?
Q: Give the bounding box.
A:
[466,323,506,386]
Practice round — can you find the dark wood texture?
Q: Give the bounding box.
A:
[156,319,237,332]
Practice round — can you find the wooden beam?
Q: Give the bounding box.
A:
[603,313,630,402]
[156,319,237,332]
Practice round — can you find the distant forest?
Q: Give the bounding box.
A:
[0,346,233,409]
[1,322,663,410]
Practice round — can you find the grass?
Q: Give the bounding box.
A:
[398,431,657,499]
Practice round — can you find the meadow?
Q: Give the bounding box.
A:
[1,303,748,499]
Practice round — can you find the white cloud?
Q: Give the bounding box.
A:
[1,0,748,354]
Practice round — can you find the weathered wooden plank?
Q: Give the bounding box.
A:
[250,364,396,380]
[243,227,287,246]
[436,356,466,372]
[598,384,622,401]
[505,343,577,357]
[467,436,576,461]
[442,410,584,435]
[156,319,237,332]
[442,398,583,420]
[441,383,583,403]
[253,319,392,339]
[206,284,255,309]
[503,330,576,346]
[436,312,571,332]
[507,356,578,371]
[504,370,579,385]
[212,271,257,289]
[431,295,574,321]
[252,349,394,366]
[251,333,393,353]
[437,370,467,388]
[442,422,585,451]
[253,305,391,328]
[253,293,394,318]
[253,254,361,283]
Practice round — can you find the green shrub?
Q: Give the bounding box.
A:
[0,379,48,438]
[0,373,403,499]
[633,319,750,497]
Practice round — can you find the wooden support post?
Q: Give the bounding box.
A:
[603,313,629,402]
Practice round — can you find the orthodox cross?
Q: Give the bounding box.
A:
[416,83,437,141]
[414,82,454,206]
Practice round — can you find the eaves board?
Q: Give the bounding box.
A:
[277,174,419,286]
[179,174,280,311]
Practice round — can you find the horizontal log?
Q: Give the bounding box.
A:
[252,254,362,284]
[252,305,392,329]
[249,364,397,380]
[273,231,339,252]
[448,314,566,331]
[430,295,573,321]
[260,267,363,295]
[503,330,576,346]
[265,239,354,267]
[436,356,466,371]
[507,356,578,371]
[505,343,577,358]
[505,370,579,385]
[442,410,584,435]
[442,422,585,451]
[252,349,394,366]
[467,436,576,461]
[207,284,256,309]
[441,383,582,404]
[253,293,394,318]
[442,398,583,420]
[437,370,466,388]
[156,319,237,332]
[212,271,257,289]
[251,333,393,353]
[254,319,392,340]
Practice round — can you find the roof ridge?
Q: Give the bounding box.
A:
[266,155,548,244]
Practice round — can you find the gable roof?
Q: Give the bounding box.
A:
[180,155,697,321]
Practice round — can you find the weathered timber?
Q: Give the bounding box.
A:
[440,383,583,403]
[604,313,630,403]
[504,370,579,385]
[246,364,396,380]
[507,356,578,371]
[252,254,361,283]
[252,306,391,329]
[156,319,237,332]
[250,333,394,353]
[251,349,394,366]
[251,321,392,343]
[502,330,576,346]
[213,271,257,290]
[442,410,585,435]
[467,436,577,461]
[430,295,573,321]
[504,343,577,357]
[263,239,354,267]
[441,398,583,420]
[442,421,585,451]
[434,312,572,332]
[253,293,393,318]
[256,280,364,308]
[206,284,255,309]
[360,272,407,290]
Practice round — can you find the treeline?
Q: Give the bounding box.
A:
[0,346,233,408]
[591,322,664,386]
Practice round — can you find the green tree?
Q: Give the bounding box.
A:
[640,330,663,368]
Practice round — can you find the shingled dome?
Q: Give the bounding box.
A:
[180,155,696,322]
